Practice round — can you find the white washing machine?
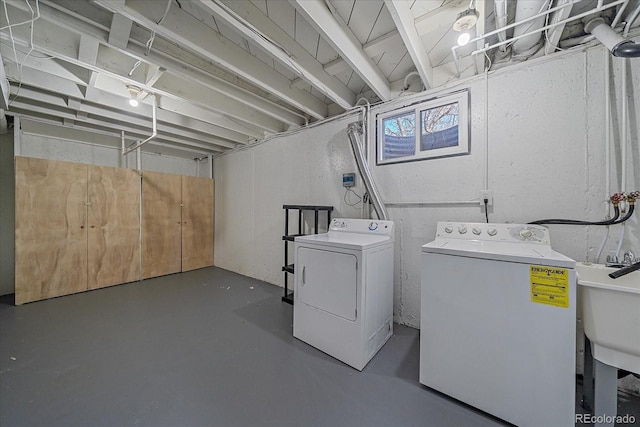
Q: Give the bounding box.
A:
[293,218,394,370]
[421,222,576,427]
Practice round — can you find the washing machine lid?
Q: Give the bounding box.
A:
[422,222,574,268]
[422,238,574,267]
[295,231,391,250]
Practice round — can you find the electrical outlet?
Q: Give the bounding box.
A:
[480,190,493,207]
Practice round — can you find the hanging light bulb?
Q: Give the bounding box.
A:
[126,85,141,107]
[457,32,471,46]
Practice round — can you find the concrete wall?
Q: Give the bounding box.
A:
[0,129,15,296]
[214,43,639,328]
[18,120,200,176]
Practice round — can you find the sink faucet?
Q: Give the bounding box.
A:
[606,250,636,268]
[623,250,636,266]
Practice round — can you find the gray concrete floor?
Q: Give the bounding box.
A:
[0,267,637,427]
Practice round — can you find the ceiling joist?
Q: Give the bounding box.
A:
[94,0,329,120]
[290,0,392,101]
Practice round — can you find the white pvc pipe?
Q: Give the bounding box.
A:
[454,0,627,59]
[123,95,157,155]
[512,0,548,57]
[385,200,480,207]
[494,0,508,48]
[612,0,630,28]
[621,59,627,194]
[605,51,611,211]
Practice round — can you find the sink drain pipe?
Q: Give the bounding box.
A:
[347,122,389,220]
[584,17,640,57]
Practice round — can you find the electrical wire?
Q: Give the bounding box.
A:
[344,187,362,207]
[483,198,489,223]
[128,0,172,76]
[3,0,40,107]
[0,0,40,31]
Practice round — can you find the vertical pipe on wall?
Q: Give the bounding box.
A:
[484,65,490,192]
[347,122,388,221]
[605,52,611,209]
[208,154,213,179]
[596,50,612,264]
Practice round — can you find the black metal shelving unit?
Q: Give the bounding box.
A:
[282,204,333,304]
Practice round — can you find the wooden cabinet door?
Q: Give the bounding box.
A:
[181,176,214,272]
[142,171,182,279]
[88,166,141,289]
[15,157,88,304]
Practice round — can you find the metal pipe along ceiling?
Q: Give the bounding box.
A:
[347,122,389,221]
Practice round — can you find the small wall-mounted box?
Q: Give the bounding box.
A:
[342,173,356,188]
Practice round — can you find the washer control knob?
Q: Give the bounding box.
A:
[444,225,453,234]
[519,229,533,239]
[458,225,467,234]
[368,222,378,231]
[472,226,482,235]
[487,228,498,236]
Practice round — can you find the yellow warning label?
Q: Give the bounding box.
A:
[530,265,570,308]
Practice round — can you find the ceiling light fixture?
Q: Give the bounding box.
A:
[452,1,479,32]
[127,85,141,107]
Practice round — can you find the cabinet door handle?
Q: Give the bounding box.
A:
[302,266,305,285]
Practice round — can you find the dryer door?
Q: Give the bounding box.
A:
[296,246,357,321]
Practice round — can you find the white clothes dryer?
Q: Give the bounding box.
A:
[293,218,394,370]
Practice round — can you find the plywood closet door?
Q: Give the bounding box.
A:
[88,166,141,290]
[181,176,214,272]
[15,157,88,305]
[142,171,182,279]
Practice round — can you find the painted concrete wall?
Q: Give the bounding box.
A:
[19,126,199,176]
[214,118,364,283]
[214,43,639,329]
[0,130,15,296]
[0,120,203,296]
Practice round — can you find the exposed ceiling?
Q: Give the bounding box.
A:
[1,0,638,158]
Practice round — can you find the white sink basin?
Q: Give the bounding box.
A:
[576,262,640,374]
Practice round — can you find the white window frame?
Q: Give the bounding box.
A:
[376,90,470,165]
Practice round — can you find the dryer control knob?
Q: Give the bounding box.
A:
[444,225,453,234]
[487,228,498,236]
[368,222,378,231]
[519,229,533,239]
[472,226,482,235]
[458,225,467,234]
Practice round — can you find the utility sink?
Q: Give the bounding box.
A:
[576,262,640,374]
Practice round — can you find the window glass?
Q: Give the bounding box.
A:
[382,112,416,160]
[376,90,469,165]
[420,102,459,152]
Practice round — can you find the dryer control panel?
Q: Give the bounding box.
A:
[435,222,550,244]
[330,218,394,236]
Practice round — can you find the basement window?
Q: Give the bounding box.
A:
[376,90,470,165]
